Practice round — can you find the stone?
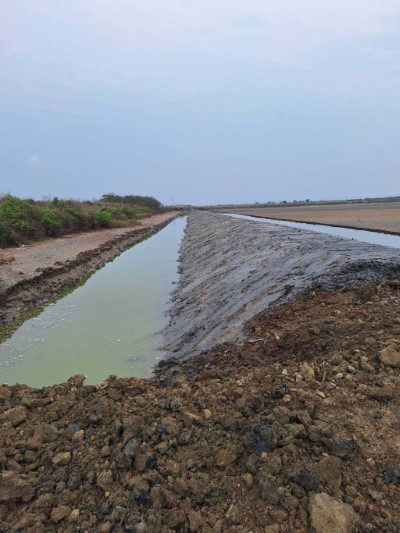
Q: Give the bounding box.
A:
[98,523,112,533]
[345,485,358,498]
[173,477,189,496]
[226,504,241,525]
[160,416,181,437]
[97,470,113,491]
[69,509,80,523]
[187,472,210,497]
[188,510,203,531]
[264,453,282,475]
[300,362,315,380]
[358,282,377,303]
[265,526,280,533]
[135,522,147,533]
[316,456,342,494]
[368,385,396,402]
[383,468,400,485]
[294,469,319,492]
[215,445,238,467]
[2,406,27,427]
[259,475,280,505]
[52,451,71,466]
[0,471,35,503]
[269,510,288,524]
[66,423,80,436]
[50,505,71,523]
[72,430,85,442]
[309,493,359,533]
[329,437,357,461]
[245,424,277,456]
[378,345,400,368]
[123,437,138,458]
[359,360,375,373]
[242,473,254,488]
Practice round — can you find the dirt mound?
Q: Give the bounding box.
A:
[162,211,400,361]
[0,283,399,531]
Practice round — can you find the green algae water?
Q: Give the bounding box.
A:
[0,217,186,387]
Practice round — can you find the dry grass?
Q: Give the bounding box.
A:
[221,202,400,234]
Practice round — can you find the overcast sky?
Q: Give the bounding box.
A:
[1,1,399,205]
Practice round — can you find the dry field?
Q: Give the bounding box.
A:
[221,202,400,234]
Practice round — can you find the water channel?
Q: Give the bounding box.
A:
[1,212,399,388]
[226,214,400,249]
[0,217,186,388]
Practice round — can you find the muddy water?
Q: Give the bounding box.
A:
[226,214,400,249]
[0,217,186,387]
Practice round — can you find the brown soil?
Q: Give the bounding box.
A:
[1,281,399,532]
[0,212,179,326]
[220,203,400,235]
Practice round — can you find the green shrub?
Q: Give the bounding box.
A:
[38,209,65,236]
[0,193,154,246]
[0,195,37,244]
[0,195,34,224]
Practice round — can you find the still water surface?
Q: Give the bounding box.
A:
[226,214,400,249]
[0,217,186,387]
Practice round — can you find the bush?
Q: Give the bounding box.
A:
[38,209,65,236]
[0,195,37,244]
[0,193,161,246]
[101,193,162,211]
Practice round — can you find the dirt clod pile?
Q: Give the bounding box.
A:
[0,282,399,532]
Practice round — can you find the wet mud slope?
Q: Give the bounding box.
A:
[163,211,400,360]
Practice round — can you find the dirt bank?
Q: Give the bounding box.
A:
[0,282,399,531]
[0,212,179,327]
[218,203,400,235]
[162,211,400,361]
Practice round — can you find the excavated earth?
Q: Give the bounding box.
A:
[0,210,400,532]
[162,211,400,360]
[0,283,399,532]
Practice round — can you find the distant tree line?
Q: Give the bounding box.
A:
[101,193,162,211]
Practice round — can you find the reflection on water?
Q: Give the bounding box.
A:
[0,217,186,387]
[226,214,400,249]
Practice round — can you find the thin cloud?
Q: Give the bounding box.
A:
[26,155,42,167]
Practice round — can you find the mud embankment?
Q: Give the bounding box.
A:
[0,213,180,327]
[162,211,400,360]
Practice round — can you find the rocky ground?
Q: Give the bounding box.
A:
[0,212,179,328]
[0,281,399,532]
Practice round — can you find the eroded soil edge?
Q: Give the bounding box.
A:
[0,215,179,330]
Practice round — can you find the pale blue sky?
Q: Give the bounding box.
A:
[1,1,399,205]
